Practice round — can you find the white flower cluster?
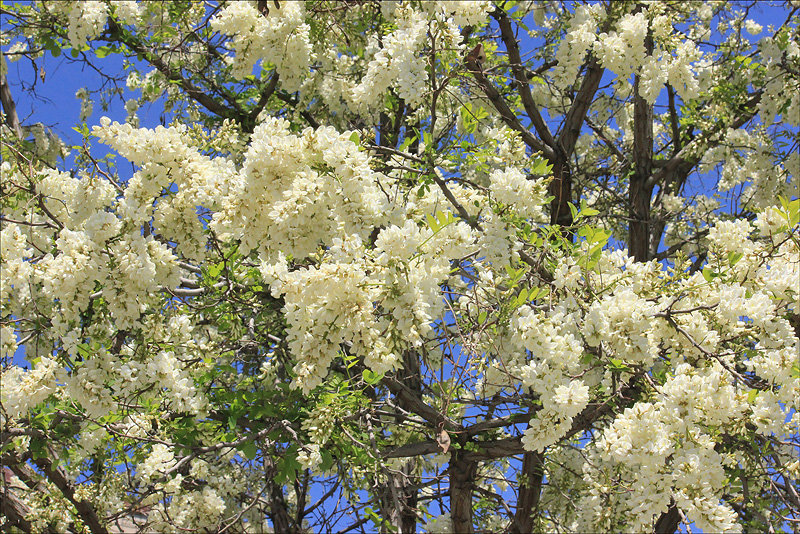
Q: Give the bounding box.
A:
[593,9,702,103]
[592,11,648,80]
[374,218,471,348]
[758,31,800,126]
[591,363,745,532]
[51,0,108,48]
[0,222,33,315]
[431,1,492,28]
[514,307,590,452]
[260,211,473,395]
[211,1,311,92]
[75,87,93,122]
[109,0,142,26]
[489,166,547,219]
[350,6,429,113]
[138,443,176,484]
[706,128,798,210]
[94,118,234,260]
[213,117,390,260]
[551,4,602,89]
[584,287,656,364]
[0,357,59,420]
[264,257,383,393]
[297,444,323,472]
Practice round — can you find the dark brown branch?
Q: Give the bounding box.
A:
[653,501,681,534]
[247,71,280,125]
[510,449,544,534]
[466,60,557,161]
[104,18,235,120]
[585,118,627,164]
[492,7,556,148]
[382,375,461,432]
[558,58,604,157]
[630,34,655,263]
[666,84,682,155]
[448,450,477,534]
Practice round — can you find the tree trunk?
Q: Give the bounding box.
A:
[449,451,477,534]
[380,350,422,533]
[630,34,655,263]
[549,161,573,228]
[509,450,544,533]
[0,73,23,138]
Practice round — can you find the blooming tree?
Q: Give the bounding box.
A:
[1,1,798,533]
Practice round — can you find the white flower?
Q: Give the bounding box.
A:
[744,20,762,36]
[210,1,311,92]
[297,444,322,471]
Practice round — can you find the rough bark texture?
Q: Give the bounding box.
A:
[379,350,423,533]
[630,34,654,263]
[510,450,544,533]
[449,451,477,534]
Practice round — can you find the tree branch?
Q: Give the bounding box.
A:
[558,58,604,157]
[467,59,557,161]
[492,7,556,149]
[0,72,23,138]
[103,18,235,121]
[645,91,762,190]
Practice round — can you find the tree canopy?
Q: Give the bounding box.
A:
[1,1,798,533]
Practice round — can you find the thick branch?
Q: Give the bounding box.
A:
[247,70,280,127]
[666,84,682,155]
[448,450,477,534]
[382,375,461,432]
[0,72,23,138]
[467,60,557,161]
[653,502,681,534]
[510,450,544,534]
[558,58,604,157]
[630,34,655,263]
[104,18,235,120]
[492,8,556,148]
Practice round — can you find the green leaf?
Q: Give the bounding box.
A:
[778,196,799,227]
[609,359,629,370]
[362,369,383,385]
[426,213,440,232]
[567,202,578,220]
[515,287,529,307]
[239,440,258,460]
[728,252,744,266]
[582,207,600,217]
[320,448,334,471]
[530,157,553,176]
[349,131,360,144]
